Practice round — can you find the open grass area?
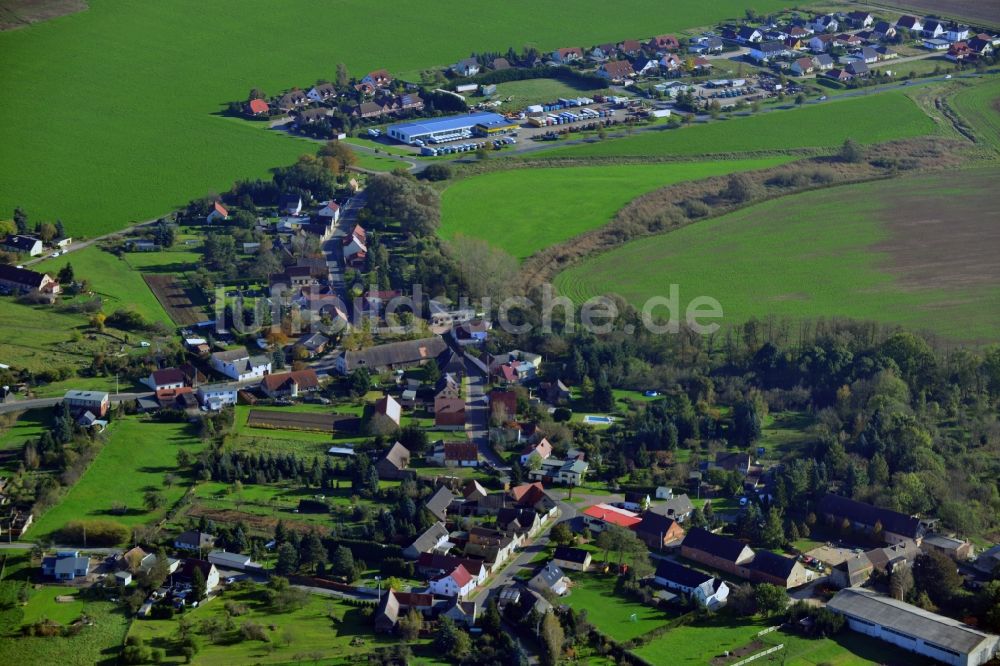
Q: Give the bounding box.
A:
[561,574,672,642]
[0,408,52,473]
[30,418,205,542]
[555,168,1000,341]
[759,411,816,459]
[632,615,771,663]
[33,246,173,325]
[440,158,790,259]
[475,78,611,111]
[127,583,404,665]
[1,0,809,237]
[0,600,129,665]
[952,76,1000,153]
[534,92,937,159]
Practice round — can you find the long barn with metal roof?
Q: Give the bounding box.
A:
[386,111,516,144]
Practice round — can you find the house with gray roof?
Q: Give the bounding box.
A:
[404,521,451,559]
[335,337,448,375]
[424,486,456,522]
[42,551,90,581]
[528,563,570,596]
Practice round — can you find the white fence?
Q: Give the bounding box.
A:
[731,643,784,666]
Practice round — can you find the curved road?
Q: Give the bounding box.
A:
[0,391,152,415]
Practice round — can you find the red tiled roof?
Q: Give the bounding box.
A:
[249,98,269,114]
[448,564,472,587]
[444,441,478,461]
[213,201,228,217]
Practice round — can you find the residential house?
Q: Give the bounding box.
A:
[280,194,303,216]
[147,368,186,392]
[649,34,680,52]
[424,486,456,521]
[825,68,853,82]
[857,46,879,63]
[846,60,870,77]
[276,89,308,111]
[179,559,220,594]
[295,107,331,126]
[827,588,1000,666]
[975,544,1000,575]
[0,265,61,297]
[791,57,815,75]
[519,438,552,465]
[553,546,591,572]
[809,34,836,52]
[551,47,584,63]
[736,26,763,44]
[296,331,330,357]
[623,492,651,512]
[529,458,587,486]
[947,25,971,42]
[921,534,974,561]
[660,53,683,71]
[307,83,337,103]
[617,39,642,55]
[873,21,897,39]
[750,42,787,63]
[336,337,448,375]
[711,451,752,475]
[654,560,729,609]
[818,493,923,545]
[749,550,812,589]
[831,552,876,588]
[63,390,110,417]
[633,512,685,550]
[896,16,923,33]
[1,235,43,256]
[451,319,490,346]
[510,482,557,516]
[442,599,478,627]
[967,37,995,57]
[353,101,384,119]
[923,37,950,50]
[42,551,91,581]
[196,383,238,410]
[542,379,571,405]
[316,200,340,221]
[362,69,393,88]
[582,503,642,533]
[403,521,451,559]
[491,350,542,384]
[948,41,973,61]
[465,527,517,567]
[377,442,412,481]
[430,441,479,467]
[174,530,216,553]
[835,33,863,48]
[417,553,488,585]
[373,394,402,427]
[433,397,466,429]
[811,14,839,33]
[922,19,946,39]
[209,349,270,382]
[491,57,511,70]
[208,551,261,572]
[680,528,755,578]
[528,563,570,596]
[453,57,480,76]
[260,369,319,399]
[846,11,874,29]
[496,507,542,538]
[597,60,635,82]
[374,589,401,633]
[814,53,835,70]
[247,98,269,116]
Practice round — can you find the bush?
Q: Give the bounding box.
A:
[420,164,452,181]
[58,519,129,546]
[241,620,269,642]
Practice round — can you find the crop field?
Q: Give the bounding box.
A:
[876,0,1000,27]
[30,418,205,542]
[555,168,1000,341]
[33,246,172,325]
[952,77,1000,153]
[144,274,208,325]
[246,408,358,433]
[533,92,938,159]
[1,0,807,237]
[439,158,791,259]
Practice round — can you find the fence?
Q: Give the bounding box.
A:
[731,643,784,666]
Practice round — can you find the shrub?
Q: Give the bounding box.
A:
[59,519,129,546]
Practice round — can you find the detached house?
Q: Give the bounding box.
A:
[1,234,43,256]
[0,265,61,298]
[553,546,591,572]
[791,57,815,75]
[749,550,812,589]
[736,26,763,44]
[529,458,587,486]
[377,442,412,481]
[649,34,680,52]
[811,14,839,33]
[433,397,466,428]
[654,560,729,608]
[519,438,552,465]
[846,11,874,29]
[551,47,584,63]
[750,42,787,63]
[209,349,271,382]
[597,60,635,82]
[452,57,481,76]
[681,528,755,578]
[260,369,319,399]
[307,83,337,103]
[316,200,340,221]
[42,551,91,581]
[147,368,186,392]
[424,486,455,522]
[403,521,450,559]
[276,89,308,111]
[634,512,685,550]
[896,16,923,34]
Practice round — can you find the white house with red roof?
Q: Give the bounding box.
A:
[519,438,553,465]
[248,98,269,116]
[206,201,229,224]
[343,225,367,268]
[146,368,186,392]
[317,200,340,221]
[428,564,477,598]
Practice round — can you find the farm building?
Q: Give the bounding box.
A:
[828,588,1000,666]
[386,112,516,145]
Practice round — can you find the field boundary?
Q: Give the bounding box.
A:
[143,274,207,326]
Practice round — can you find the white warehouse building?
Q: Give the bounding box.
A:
[828,588,1000,666]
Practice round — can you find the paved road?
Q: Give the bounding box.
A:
[0,391,153,415]
[461,355,506,468]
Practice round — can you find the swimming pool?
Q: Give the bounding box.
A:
[583,415,614,424]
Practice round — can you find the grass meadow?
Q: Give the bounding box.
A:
[30,418,204,542]
[480,78,611,111]
[533,92,937,158]
[440,158,791,259]
[554,169,1000,341]
[952,76,1000,153]
[0,0,804,237]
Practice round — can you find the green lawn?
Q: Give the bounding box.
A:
[354,152,412,172]
[33,245,173,325]
[440,158,791,259]
[0,600,129,665]
[127,583,404,665]
[1,0,808,237]
[476,78,611,111]
[555,168,1000,341]
[20,587,87,627]
[633,615,771,663]
[759,411,816,459]
[952,76,1000,153]
[30,418,205,542]
[561,574,672,642]
[534,92,937,159]
[0,408,52,473]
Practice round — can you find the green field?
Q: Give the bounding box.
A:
[440,158,790,259]
[127,584,404,665]
[1,0,809,237]
[534,92,938,158]
[30,418,205,542]
[33,245,174,325]
[952,76,1000,152]
[561,574,672,642]
[555,169,1000,341]
[480,78,611,111]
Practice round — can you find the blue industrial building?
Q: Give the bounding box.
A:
[387,112,516,145]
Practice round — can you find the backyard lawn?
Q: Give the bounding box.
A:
[561,574,672,642]
[30,418,205,542]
